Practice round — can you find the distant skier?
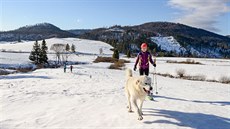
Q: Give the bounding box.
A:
[70,65,73,73]
[134,43,156,76]
[134,43,156,101]
[64,63,67,73]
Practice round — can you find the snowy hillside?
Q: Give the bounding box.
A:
[80,22,230,58]
[0,23,75,41]
[151,36,186,53]
[0,38,113,54]
[150,36,225,58]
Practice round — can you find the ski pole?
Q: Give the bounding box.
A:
[154,67,158,94]
[153,52,158,94]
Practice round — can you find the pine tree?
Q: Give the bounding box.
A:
[113,49,119,59]
[127,50,131,58]
[66,44,70,52]
[40,39,48,64]
[29,40,41,64]
[153,48,156,53]
[71,44,76,53]
[36,43,41,64]
[18,36,21,42]
[64,44,71,62]
[29,49,36,62]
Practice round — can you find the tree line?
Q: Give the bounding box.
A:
[29,40,76,66]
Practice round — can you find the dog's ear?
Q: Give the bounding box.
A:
[136,79,140,85]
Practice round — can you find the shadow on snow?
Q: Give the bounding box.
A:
[143,108,230,129]
[154,95,230,106]
[0,75,51,79]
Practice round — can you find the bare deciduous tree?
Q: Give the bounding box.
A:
[50,44,65,64]
[99,48,103,55]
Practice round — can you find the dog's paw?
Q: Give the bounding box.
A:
[138,116,143,120]
[128,109,133,113]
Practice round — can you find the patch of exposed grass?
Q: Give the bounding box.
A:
[94,56,130,70]
[94,56,130,63]
[166,59,202,65]
[16,67,34,73]
[109,61,124,70]
[94,56,118,63]
[109,59,129,70]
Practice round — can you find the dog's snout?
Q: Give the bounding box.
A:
[150,87,153,91]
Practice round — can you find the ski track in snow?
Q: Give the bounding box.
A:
[0,38,230,129]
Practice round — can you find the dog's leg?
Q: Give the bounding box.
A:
[125,87,132,111]
[132,99,143,120]
[139,99,144,115]
[127,92,132,112]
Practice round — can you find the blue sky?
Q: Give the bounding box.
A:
[0,0,229,35]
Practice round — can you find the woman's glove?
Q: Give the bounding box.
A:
[133,66,137,71]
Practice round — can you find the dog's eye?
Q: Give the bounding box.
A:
[145,83,148,85]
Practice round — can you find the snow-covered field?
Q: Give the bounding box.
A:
[0,38,113,54]
[0,38,113,69]
[0,38,230,129]
[147,57,230,80]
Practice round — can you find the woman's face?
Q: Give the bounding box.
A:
[142,47,147,52]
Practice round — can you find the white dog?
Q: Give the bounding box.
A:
[125,69,153,120]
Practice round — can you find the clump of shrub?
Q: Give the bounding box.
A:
[176,68,186,78]
[157,70,229,84]
[94,56,130,70]
[186,74,206,81]
[219,76,230,84]
[166,60,177,63]
[16,67,34,73]
[109,59,130,70]
[157,72,174,78]
[166,59,202,65]
[94,56,130,63]
[109,61,125,70]
[94,56,118,63]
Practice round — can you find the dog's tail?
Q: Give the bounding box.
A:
[126,68,133,79]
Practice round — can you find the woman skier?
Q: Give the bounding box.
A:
[134,43,156,75]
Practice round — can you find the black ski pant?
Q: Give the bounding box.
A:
[139,68,149,76]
